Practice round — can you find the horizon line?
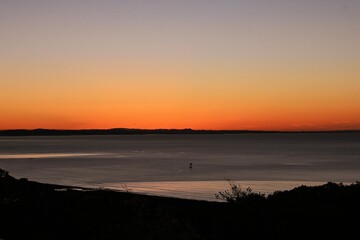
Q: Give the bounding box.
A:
[1,128,359,133]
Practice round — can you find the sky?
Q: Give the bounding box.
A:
[1,0,360,130]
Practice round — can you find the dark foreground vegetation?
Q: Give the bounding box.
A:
[1,169,359,240]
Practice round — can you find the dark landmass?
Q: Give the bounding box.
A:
[0,128,359,136]
[1,169,359,240]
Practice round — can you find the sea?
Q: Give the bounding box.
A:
[0,133,359,201]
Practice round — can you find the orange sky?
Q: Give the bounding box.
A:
[1,1,360,131]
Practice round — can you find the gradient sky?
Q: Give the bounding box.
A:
[1,0,360,130]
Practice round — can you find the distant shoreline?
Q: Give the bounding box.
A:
[0,128,359,136]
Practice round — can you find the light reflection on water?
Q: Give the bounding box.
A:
[0,134,359,201]
[102,180,329,201]
[0,153,103,159]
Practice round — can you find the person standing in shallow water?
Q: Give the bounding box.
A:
[189,163,193,169]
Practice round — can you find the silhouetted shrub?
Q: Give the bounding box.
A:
[0,169,9,178]
[215,181,265,203]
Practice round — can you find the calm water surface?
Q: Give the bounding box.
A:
[0,133,359,201]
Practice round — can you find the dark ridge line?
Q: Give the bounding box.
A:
[0,128,359,136]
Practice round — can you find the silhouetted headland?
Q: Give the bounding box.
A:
[0,128,359,136]
[1,168,359,240]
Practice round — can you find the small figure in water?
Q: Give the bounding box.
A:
[189,163,193,169]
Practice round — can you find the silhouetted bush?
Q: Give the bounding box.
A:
[215,181,265,204]
[0,169,9,178]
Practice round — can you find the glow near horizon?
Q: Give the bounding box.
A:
[1,0,360,130]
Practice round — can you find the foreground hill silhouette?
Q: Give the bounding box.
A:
[1,169,359,240]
